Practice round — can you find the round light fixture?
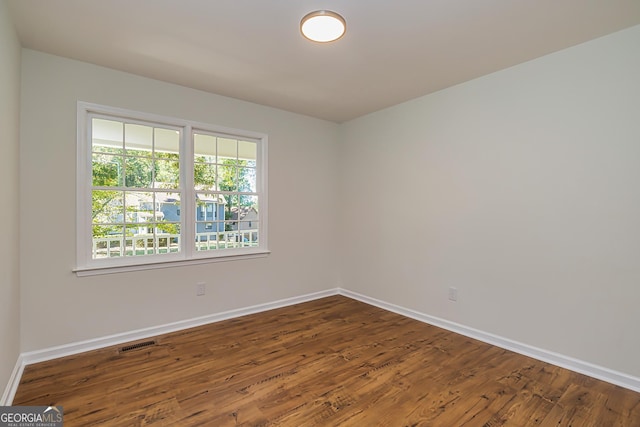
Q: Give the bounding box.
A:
[300,10,346,43]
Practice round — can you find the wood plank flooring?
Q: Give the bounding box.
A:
[13,295,640,426]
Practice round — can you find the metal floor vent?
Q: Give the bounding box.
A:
[119,340,157,353]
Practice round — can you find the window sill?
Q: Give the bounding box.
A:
[73,250,271,277]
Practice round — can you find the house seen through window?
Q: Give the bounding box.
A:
[77,103,267,273]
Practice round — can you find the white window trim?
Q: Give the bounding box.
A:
[75,102,269,276]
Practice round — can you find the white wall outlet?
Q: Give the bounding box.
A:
[448,287,458,302]
[196,282,206,296]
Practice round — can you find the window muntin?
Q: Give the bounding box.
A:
[77,103,267,272]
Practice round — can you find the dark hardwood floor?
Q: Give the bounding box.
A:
[13,295,640,426]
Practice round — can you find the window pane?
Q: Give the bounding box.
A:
[124,225,154,256]
[222,194,237,221]
[158,193,181,222]
[217,162,237,191]
[217,138,237,162]
[205,203,214,220]
[194,133,216,163]
[92,190,124,224]
[236,224,258,247]
[155,159,179,189]
[239,195,258,213]
[195,193,225,252]
[93,224,123,238]
[156,226,180,253]
[239,140,257,167]
[92,145,123,155]
[237,221,257,232]
[92,154,123,187]
[196,194,223,219]
[228,198,259,240]
[238,167,256,192]
[92,118,123,154]
[194,163,216,191]
[196,220,223,235]
[155,128,179,159]
[124,192,153,224]
[92,225,124,258]
[125,156,153,187]
[125,123,153,158]
[196,233,216,251]
[224,196,259,248]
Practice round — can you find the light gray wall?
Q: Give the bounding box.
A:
[339,25,640,377]
[0,0,21,397]
[19,50,340,352]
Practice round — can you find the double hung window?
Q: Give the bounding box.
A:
[76,103,268,274]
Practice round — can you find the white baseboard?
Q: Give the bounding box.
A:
[5,287,639,403]
[338,288,640,393]
[0,355,25,406]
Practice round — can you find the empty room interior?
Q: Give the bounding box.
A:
[1,1,640,425]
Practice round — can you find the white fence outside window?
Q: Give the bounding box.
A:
[92,230,259,258]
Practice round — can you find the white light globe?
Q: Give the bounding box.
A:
[301,11,346,43]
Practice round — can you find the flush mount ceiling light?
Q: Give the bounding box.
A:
[300,10,346,43]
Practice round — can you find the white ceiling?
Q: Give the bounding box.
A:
[7,0,640,123]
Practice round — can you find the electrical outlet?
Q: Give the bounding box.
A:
[448,287,458,302]
[196,282,206,296]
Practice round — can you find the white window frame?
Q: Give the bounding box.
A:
[75,102,269,276]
